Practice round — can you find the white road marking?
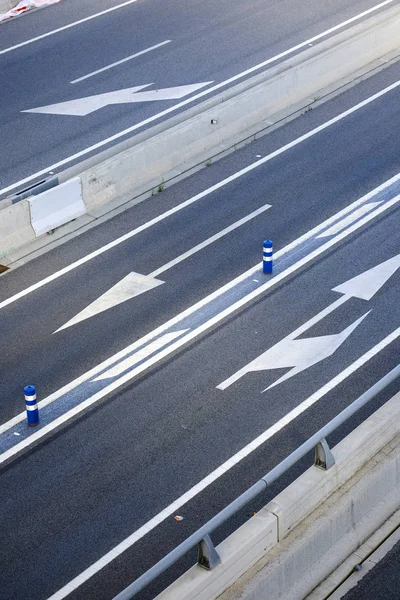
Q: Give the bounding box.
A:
[262,312,370,390]
[0,191,397,441]
[333,252,400,300]
[218,252,400,390]
[70,40,171,84]
[1,188,383,435]
[23,82,213,116]
[2,83,400,311]
[0,0,397,195]
[93,330,189,381]
[55,203,272,331]
[148,203,272,278]
[317,202,382,237]
[55,272,164,332]
[0,0,143,56]
[45,326,400,600]
[1,193,397,460]
[217,295,351,390]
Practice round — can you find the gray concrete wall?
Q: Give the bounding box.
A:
[0,201,35,260]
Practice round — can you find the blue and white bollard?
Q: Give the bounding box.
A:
[263,240,273,274]
[24,385,39,426]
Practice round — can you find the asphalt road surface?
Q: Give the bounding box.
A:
[0,0,396,196]
[343,537,400,600]
[0,31,399,600]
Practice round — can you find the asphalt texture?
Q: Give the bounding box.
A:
[0,56,399,600]
[0,206,398,600]
[343,538,400,600]
[0,0,394,194]
[1,59,400,424]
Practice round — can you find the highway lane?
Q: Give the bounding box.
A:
[0,0,396,195]
[0,203,398,600]
[0,53,399,600]
[1,59,400,427]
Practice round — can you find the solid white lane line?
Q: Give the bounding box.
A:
[148,203,272,278]
[2,82,400,311]
[0,0,396,195]
[0,0,143,56]
[94,330,189,381]
[70,40,171,84]
[1,194,397,460]
[46,326,400,600]
[316,201,382,238]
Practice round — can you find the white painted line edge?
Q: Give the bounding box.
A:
[70,40,171,84]
[0,0,395,196]
[45,326,400,600]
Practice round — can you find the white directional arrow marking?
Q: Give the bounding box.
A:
[217,311,371,392]
[56,272,164,332]
[218,313,370,391]
[54,204,272,333]
[217,252,400,391]
[332,252,400,300]
[22,82,213,116]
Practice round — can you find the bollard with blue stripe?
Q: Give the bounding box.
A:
[25,385,39,426]
[263,240,273,274]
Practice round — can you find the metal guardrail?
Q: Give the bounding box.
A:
[113,364,400,600]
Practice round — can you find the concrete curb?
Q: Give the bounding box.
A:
[156,392,400,600]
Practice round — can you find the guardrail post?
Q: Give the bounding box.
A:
[197,534,221,570]
[263,240,273,274]
[25,385,39,426]
[314,438,335,470]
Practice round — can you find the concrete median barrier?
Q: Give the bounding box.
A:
[0,178,85,257]
[2,5,400,257]
[0,200,35,259]
[76,4,400,213]
[156,392,400,600]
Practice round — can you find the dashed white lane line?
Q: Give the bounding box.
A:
[0,0,143,56]
[45,326,400,600]
[70,40,172,84]
[148,202,272,278]
[0,0,396,196]
[2,80,400,310]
